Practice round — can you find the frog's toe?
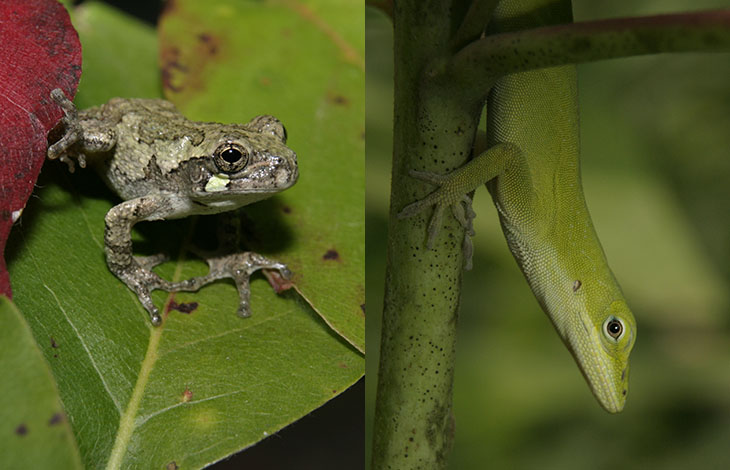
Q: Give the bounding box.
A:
[236,300,252,318]
[269,263,291,279]
[133,289,162,325]
[229,271,254,318]
[149,310,162,326]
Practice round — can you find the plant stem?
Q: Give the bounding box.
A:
[371,2,482,469]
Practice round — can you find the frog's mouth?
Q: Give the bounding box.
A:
[194,184,287,207]
[193,163,298,210]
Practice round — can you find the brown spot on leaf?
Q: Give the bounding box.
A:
[182,388,193,402]
[50,336,58,348]
[167,300,199,315]
[329,93,348,106]
[15,424,27,436]
[323,249,339,261]
[282,205,292,214]
[48,412,63,426]
[360,304,365,316]
[160,46,187,93]
[166,462,179,470]
[159,26,226,96]
[197,32,220,56]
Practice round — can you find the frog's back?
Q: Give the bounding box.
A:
[80,97,181,124]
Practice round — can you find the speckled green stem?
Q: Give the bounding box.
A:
[371,2,480,469]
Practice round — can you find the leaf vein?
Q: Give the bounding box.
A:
[43,284,123,415]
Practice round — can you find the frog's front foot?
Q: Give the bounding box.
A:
[167,252,291,319]
[47,88,87,172]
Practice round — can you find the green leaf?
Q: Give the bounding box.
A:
[7,2,363,468]
[0,297,82,469]
[72,2,161,106]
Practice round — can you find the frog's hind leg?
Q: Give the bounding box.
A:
[167,211,292,318]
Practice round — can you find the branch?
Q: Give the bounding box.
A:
[450,9,730,101]
[451,0,501,50]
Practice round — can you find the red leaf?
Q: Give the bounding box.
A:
[0,0,81,297]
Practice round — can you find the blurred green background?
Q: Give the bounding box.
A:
[366,1,730,468]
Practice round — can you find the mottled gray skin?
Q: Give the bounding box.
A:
[47,89,298,325]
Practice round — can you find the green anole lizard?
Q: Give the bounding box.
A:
[399,0,636,413]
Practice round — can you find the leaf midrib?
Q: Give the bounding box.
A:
[105,319,162,470]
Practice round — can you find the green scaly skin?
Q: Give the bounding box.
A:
[399,0,636,413]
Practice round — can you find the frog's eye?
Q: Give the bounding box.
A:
[602,316,624,341]
[248,115,287,142]
[213,142,248,173]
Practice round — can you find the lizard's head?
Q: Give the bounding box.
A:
[561,299,636,413]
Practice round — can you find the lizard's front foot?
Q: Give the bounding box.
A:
[398,169,477,269]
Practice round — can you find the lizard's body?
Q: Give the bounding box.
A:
[399,0,636,412]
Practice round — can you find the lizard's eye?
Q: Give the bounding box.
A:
[214,142,249,173]
[603,317,624,341]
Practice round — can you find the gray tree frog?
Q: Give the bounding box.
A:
[47,89,298,325]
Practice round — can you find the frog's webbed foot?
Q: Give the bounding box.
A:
[397,169,477,270]
[47,88,87,172]
[167,252,291,318]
